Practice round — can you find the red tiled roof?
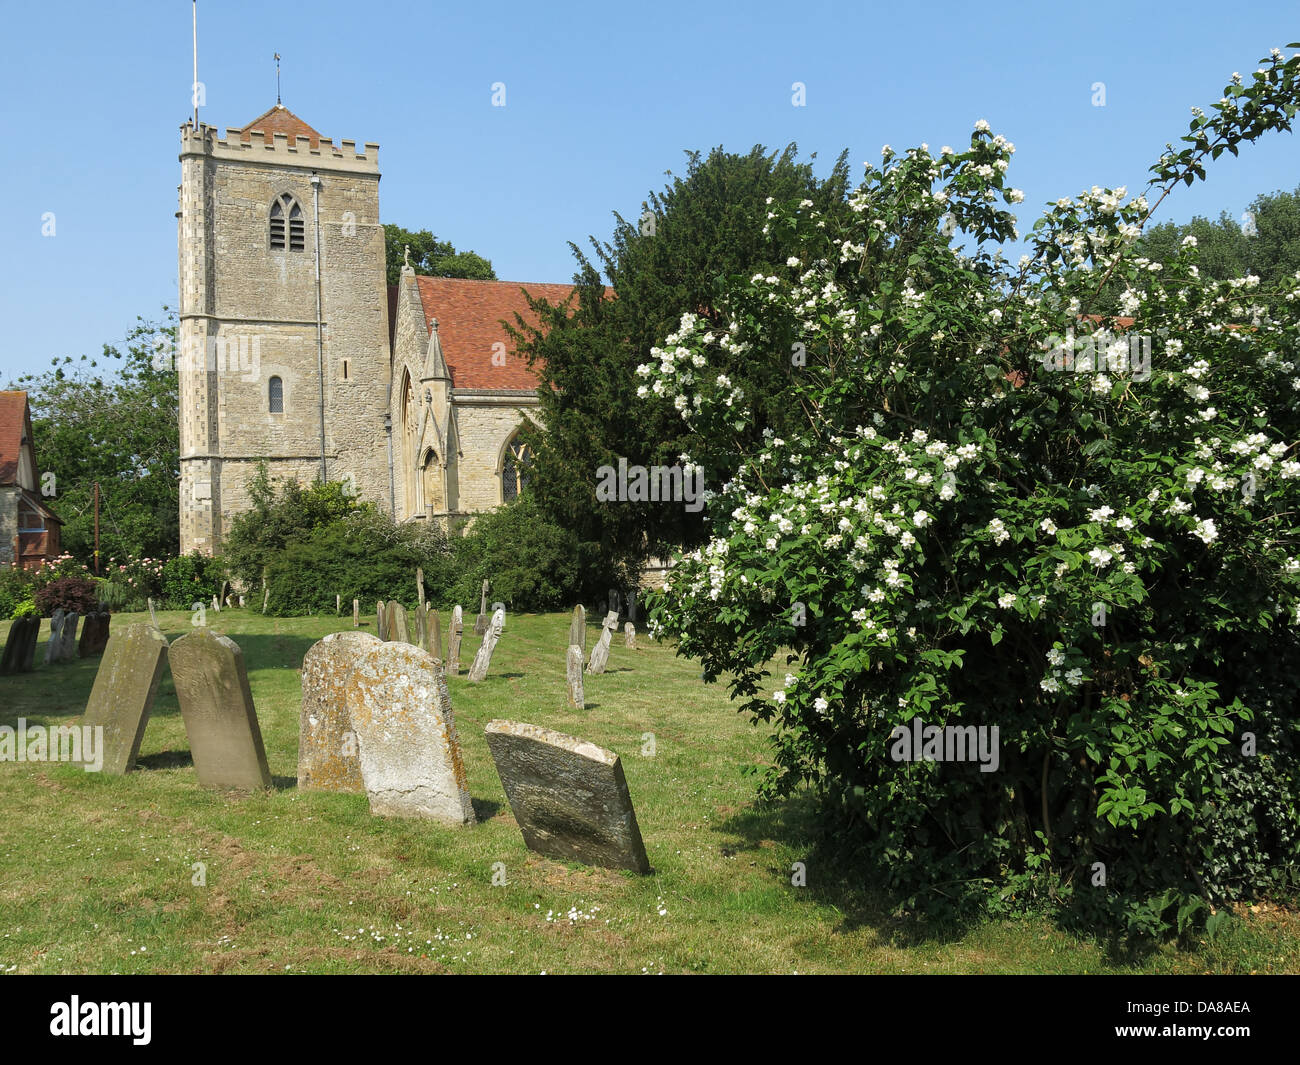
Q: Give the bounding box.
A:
[233,105,323,149]
[0,391,29,486]
[413,276,584,390]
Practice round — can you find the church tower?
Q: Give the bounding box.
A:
[176,105,391,555]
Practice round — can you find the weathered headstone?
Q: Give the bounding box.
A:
[297,631,380,793]
[474,580,489,635]
[353,598,360,628]
[344,643,475,824]
[586,611,618,675]
[81,623,169,774]
[211,595,220,613]
[484,720,650,874]
[147,597,159,628]
[414,602,428,651]
[428,607,443,662]
[239,594,246,607]
[79,610,111,658]
[386,601,410,644]
[467,607,504,682]
[416,568,425,611]
[566,645,585,709]
[569,605,586,654]
[335,594,341,616]
[447,605,463,674]
[376,600,388,641]
[44,609,66,666]
[624,622,636,650]
[169,628,273,791]
[0,616,40,676]
[56,611,81,663]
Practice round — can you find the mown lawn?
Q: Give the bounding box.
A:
[0,608,1296,974]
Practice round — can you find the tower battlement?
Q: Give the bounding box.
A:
[179,120,379,174]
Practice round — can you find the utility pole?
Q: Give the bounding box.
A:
[93,481,100,575]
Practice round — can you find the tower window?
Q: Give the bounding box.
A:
[341,358,350,381]
[270,193,305,252]
[501,436,531,502]
[269,375,284,413]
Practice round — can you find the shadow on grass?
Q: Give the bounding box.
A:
[471,797,503,822]
[135,750,193,771]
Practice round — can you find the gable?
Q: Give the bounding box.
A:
[0,391,35,489]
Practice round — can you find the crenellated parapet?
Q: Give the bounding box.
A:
[178,120,379,174]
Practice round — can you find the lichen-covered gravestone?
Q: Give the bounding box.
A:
[169,628,272,791]
[376,600,388,641]
[566,645,585,709]
[297,631,381,792]
[484,720,650,873]
[56,611,81,663]
[447,605,463,674]
[81,623,169,774]
[624,622,636,650]
[586,611,619,675]
[467,607,504,682]
[343,642,475,824]
[43,609,66,666]
[386,601,410,644]
[569,605,586,654]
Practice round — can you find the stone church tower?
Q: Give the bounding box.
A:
[176,105,391,554]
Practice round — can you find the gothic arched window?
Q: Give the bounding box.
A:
[269,193,305,252]
[501,436,531,502]
[269,375,284,413]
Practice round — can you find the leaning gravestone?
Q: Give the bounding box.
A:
[44,609,66,666]
[78,609,111,658]
[56,611,81,663]
[297,631,381,793]
[0,616,40,676]
[169,628,272,791]
[474,580,490,635]
[624,622,636,650]
[569,605,586,654]
[467,607,504,682]
[81,623,169,775]
[447,606,463,674]
[484,720,650,874]
[586,611,619,675]
[386,601,410,644]
[147,598,160,628]
[376,600,388,642]
[344,642,475,824]
[566,645,585,710]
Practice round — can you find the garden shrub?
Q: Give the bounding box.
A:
[159,553,225,610]
[34,576,100,617]
[450,496,582,611]
[0,566,34,620]
[644,51,1300,939]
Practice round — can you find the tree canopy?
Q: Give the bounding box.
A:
[383,224,496,286]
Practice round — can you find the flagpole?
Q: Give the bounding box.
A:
[192,1,199,129]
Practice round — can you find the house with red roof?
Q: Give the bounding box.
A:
[175,104,584,552]
[0,391,62,568]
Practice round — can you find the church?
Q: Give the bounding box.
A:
[176,104,575,555]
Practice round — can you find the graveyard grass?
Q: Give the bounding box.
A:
[0,611,1296,975]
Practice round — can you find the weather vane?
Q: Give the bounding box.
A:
[275,52,282,105]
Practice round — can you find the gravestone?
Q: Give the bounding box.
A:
[428,607,443,662]
[386,601,410,644]
[238,594,246,607]
[474,580,489,635]
[467,607,504,682]
[211,595,220,613]
[335,594,341,616]
[376,600,388,641]
[44,609,66,666]
[569,605,586,654]
[81,623,169,774]
[586,611,619,675]
[416,568,425,611]
[261,584,269,614]
[566,645,585,709]
[56,611,81,663]
[447,605,463,674]
[414,603,428,651]
[484,720,650,874]
[352,598,360,628]
[624,622,636,650]
[297,631,380,792]
[147,598,159,628]
[0,616,40,676]
[169,628,272,791]
[79,610,111,658]
[344,642,475,824]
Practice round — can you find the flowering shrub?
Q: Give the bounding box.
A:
[98,555,168,611]
[644,50,1300,937]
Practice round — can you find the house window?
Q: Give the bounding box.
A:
[269,375,284,413]
[270,193,305,251]
[17,500,45,534]
[501,437,531,502]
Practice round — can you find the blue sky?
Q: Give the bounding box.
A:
[2,0,1298,382]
